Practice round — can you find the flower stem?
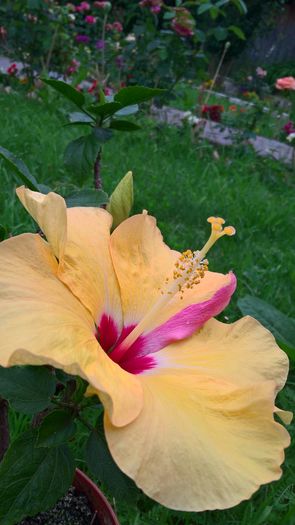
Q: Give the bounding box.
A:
[204,42,230,105]
[0,397,9,461]
[94,149,102,190]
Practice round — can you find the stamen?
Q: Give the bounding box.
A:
[116,216,235,354]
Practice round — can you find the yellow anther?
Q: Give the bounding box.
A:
[223,226,236,236]
[207,216,225,225]
[212,222,223,232]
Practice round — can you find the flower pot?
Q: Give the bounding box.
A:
[73,469,120,525]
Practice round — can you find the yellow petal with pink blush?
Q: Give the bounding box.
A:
[17,187,122,327]
[154,316,289,392]
[105,375,289,511]
[110,213,234,337]
[0,233,142,427]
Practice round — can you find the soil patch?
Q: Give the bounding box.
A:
[18,486,99,525]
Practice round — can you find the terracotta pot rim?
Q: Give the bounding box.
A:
[73,468,120,525]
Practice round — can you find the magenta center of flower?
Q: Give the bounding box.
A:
[95,314,156,375]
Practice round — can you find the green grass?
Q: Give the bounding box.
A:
[1,90,295,524]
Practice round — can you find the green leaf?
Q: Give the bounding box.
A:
[41,78,85,109]
[195,29,206,42]
[86,102,123,120]
[163,11,176,20]
[237,295,295,362]
[109,120,141,132]
[68,112,94,124]
[0,366,56,415]
[216,0,229,6]
[0,432,75,525]
[66,188,108,207]
[93,127,113,143]
[197,2,213,15]
[213,26,228,41]
[37,409,76,447]
[64,132,101,178]
[115,86,166,107]
[99,88,106,104]
[86,430,138,502]
[231,0,247,14]
[0,146,40,191]
[0,224,7,241]
[115,104,139,117]
[229,25,246,40]
[107,171,133,229]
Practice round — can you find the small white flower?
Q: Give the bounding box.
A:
[287,132,295,142]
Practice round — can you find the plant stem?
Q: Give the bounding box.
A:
[0,398,9,461]
[44,23,59,74]
[101,13,108,81]
[94,149,102,190]
[204,42,230,105]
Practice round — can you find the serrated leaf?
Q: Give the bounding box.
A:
[115,104,139,117]
[115,86,165,107]
[109,120,141,131]
[0,146,40,191]
[237,295,295,361]
[0,224,7,241]
[64,132,101,179]
[107,171,133,229]
[66,189,108,207]
[86,430,138,502]
[229,25,245,40]
[41,78,85,109]
[197,2,213,15]
[0,432,75,525]
[37,409,76,447]
[0,366,56,415]
[86,102,123,120]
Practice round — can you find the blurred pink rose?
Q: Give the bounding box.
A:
[112,21,123,32]
[171,7,195,37]
[276,77,295,90]
[256,66,267,78]
[139,0,162,13]
[0,26,7,39]
[94,1,111,8]
[7,63,18,76]
[75,2,90,12]
[85,15,96,24]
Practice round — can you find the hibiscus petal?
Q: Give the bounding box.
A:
[17,187,122,327]
[115,273,236,365]
[154,316,289,392]
[110,213,178,326]
[110,213,234,334]
[105,374,290,511]
[0,234,142,426]
[16,186,66,259]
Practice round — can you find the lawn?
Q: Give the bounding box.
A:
[1,89,295,524]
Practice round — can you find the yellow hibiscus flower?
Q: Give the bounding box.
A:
[0,187,291,512]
